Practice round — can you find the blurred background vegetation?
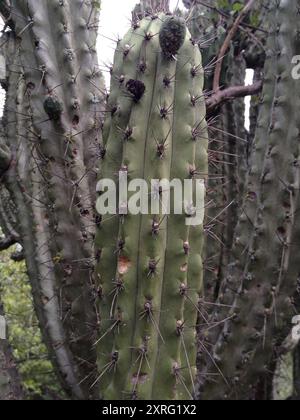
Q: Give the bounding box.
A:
[0,246,65,399]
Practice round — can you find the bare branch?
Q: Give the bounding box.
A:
[206,80,263,112]
[0,235,17,251]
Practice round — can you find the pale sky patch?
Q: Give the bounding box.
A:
[0,17,4,116]
[98,0,185,87]
[244,69,254,131]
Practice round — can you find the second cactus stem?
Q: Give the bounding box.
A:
[197,0,300,400]
[96,14,208,400]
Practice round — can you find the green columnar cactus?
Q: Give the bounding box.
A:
[198,0,300,400]
[96,13,208,400]
[1,30,83,398]
[1,0,106,399]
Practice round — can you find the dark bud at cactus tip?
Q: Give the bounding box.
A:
[159,16,187,59]
[43,95,63,120]
[126,79,146,103]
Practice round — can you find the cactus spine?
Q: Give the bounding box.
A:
[96,14,208,400]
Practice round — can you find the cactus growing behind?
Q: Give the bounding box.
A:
[0,0,106,399]
[221,55,247,266]
[184,0,229,92]
[184,1,229,304]
[198,0,300,400]
[184,1,249,303]
[133,0,170,17]
[203,55,247,304]
[96,13,208,400]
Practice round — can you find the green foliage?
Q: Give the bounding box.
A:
[92,0,101,10]
[0,249,64,399]
[232,2,243,13]
[217,0,239,13]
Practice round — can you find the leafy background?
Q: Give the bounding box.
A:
[0,247,64,399]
